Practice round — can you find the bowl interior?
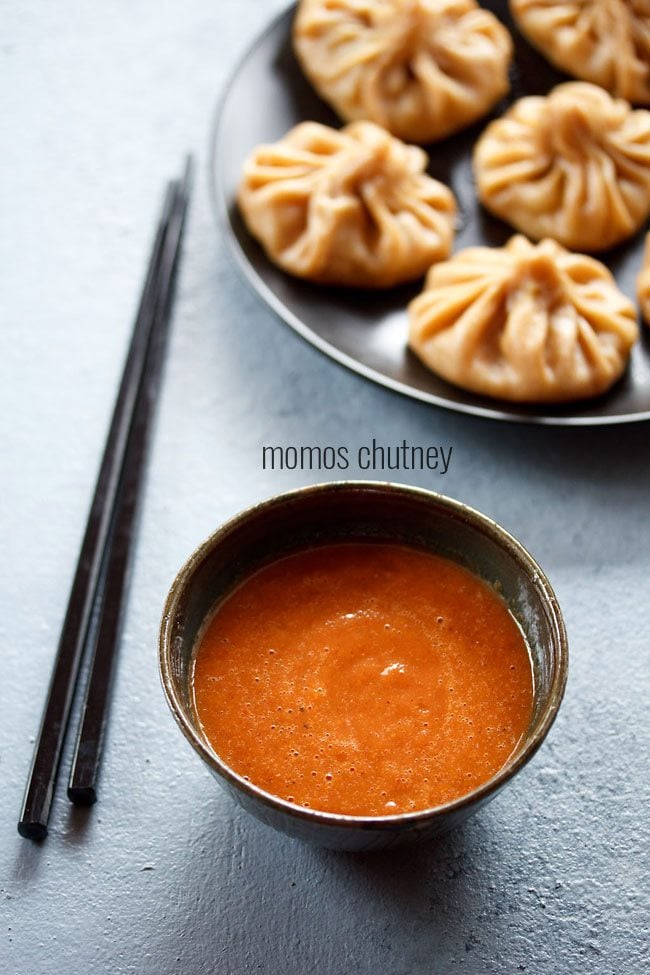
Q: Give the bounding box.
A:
[163,483,566,796]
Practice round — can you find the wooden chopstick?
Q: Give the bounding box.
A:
[18,159,192,838]
[68,158,193,805]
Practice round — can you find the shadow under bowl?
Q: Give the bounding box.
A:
[159,481,568,851]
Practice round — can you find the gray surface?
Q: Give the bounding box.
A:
[1,2,648,973]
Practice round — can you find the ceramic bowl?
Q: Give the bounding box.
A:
[159,481,568,851]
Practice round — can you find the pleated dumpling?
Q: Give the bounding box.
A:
[408,236,639,402]
[473,83,650,252]
[638,232,650,325]
[511,0,650,105]
[293,0,513,144]
[237,120,457,288]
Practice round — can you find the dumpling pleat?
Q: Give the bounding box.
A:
[294,0,513,142]
[408,235,639,402]
[238,120,456,287]
[474,82,650,251]
[511,0,650,105]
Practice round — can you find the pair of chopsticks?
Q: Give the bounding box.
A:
[18,157,194,840]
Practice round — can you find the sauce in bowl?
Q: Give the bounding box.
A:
[192,543,534,817]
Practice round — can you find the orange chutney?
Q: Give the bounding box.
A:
[192,543,534,817]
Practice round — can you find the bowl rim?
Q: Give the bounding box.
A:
[159,480,568,831]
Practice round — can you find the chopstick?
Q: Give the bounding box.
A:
[18,158,193,839]
[68,159,193,804]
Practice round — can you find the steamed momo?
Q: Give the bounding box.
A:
[473,83,650,252]
[293,0,513,143]
[408,236,639,403]
[638,233,650,324]
[511,0,650,105]
[237,120,456,288]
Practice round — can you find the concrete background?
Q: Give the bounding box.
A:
[1,2,648,972]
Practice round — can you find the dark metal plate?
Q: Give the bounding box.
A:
[211,1,650,425]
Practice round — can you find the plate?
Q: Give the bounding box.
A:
[211,1,650,425]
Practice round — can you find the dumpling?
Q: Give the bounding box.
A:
[293,0,513,144]
[408,235,639,402]
[638,232,650,324]
[237,120,457,288]
[473,82,650,252]
[511,0,650,106]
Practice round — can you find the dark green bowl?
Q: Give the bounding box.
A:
[159,481,568,851]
